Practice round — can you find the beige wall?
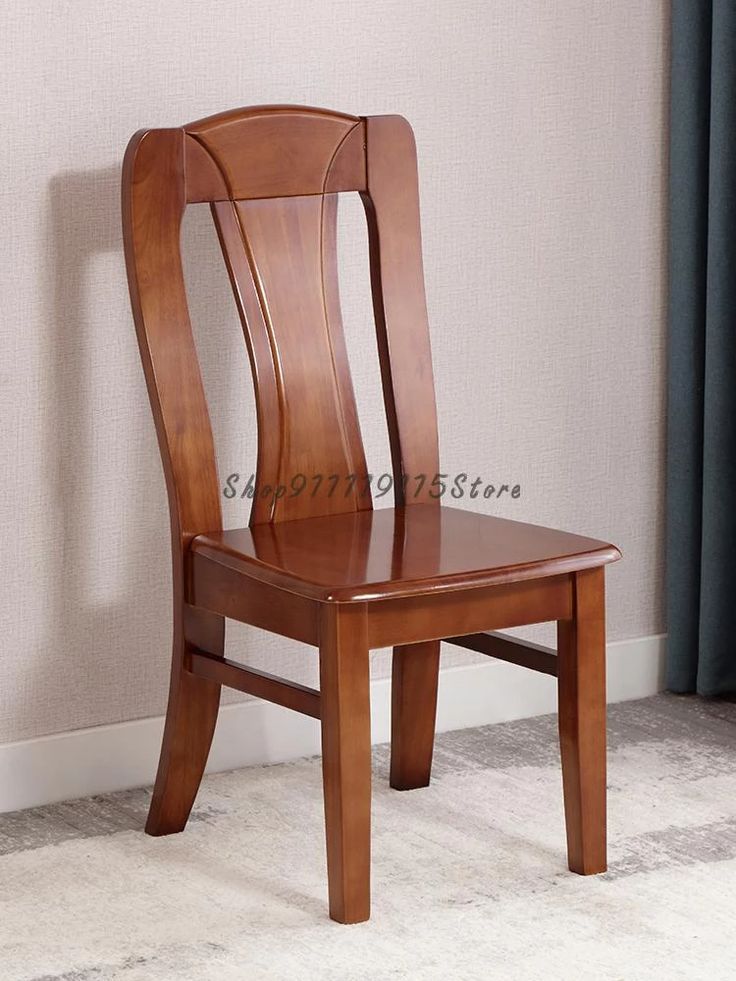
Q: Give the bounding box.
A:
[0,1,669,744]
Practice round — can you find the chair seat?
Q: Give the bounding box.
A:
[191,504,620,603]
[125,108,621,921]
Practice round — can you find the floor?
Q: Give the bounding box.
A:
[1,694,735,980]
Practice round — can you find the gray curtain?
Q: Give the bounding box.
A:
[667,0,736,695]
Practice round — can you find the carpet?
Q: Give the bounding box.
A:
[1,694,735,980]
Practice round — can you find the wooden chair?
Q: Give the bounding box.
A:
[122,105,621,924]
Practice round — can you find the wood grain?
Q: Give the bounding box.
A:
[445,631,558,676]
[192,506,620,602]
[123,128,224,836]
[319,603,372,924]
[122,104,619,920]
[212,192,369,522]
[186,106,365,200]
[188,651,320,719]
[557,567,607,874]
[361,116,440,504]
[390,641,441,790]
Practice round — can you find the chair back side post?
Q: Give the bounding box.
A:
[122,127,222,607]
[360,115,440,504]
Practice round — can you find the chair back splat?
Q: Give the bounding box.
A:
[123,106,440,532]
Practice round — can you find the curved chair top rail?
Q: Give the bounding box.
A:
[122,104,439,543]
[183,104,367,202]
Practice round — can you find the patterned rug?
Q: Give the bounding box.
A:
[1,694,735,980]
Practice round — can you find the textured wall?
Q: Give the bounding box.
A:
[0,1,669,743]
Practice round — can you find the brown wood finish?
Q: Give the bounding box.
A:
[188,549,320,645]
[122,129,225,837]
[361,115,440,503]
[122,104,621,922]
[319,603,372,923]
[189,650,321,720]
[557,567,607,874]
[211,191,369,522]
[390,641,441,790]
[191,505,619,602]
[186,106,365,200]
[367,575,573,648]
[446,631,558,676]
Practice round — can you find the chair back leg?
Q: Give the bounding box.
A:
[146,605,224,836]
[390,640,441,790]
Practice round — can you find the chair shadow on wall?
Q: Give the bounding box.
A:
[40,167,167,755]
[33,168,271,802]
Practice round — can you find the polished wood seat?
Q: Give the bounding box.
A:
[123,104,621,925]
[192,506,619,602]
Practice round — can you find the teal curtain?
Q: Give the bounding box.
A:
[667,0,736,695]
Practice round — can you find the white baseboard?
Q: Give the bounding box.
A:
[0,634,666,814]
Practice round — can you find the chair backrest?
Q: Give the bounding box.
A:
[122,105,439,543]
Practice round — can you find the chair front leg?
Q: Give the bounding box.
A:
[557,567,607,874]
[319,602,372,924]
[390,641,440,790]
